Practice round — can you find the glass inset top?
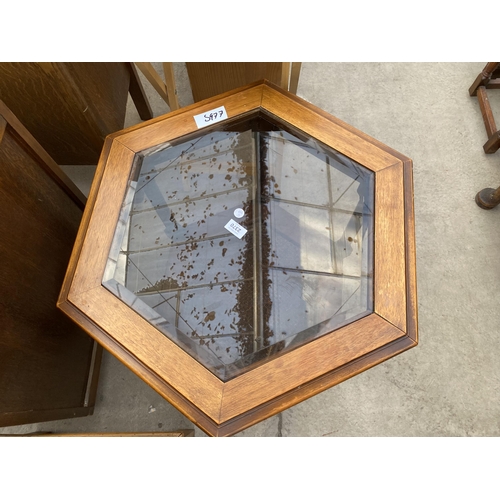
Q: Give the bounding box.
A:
[103,112,374,381]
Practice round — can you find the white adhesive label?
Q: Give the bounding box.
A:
[224,219,247,239]
[234,208,245,218]
[193,106,228,129]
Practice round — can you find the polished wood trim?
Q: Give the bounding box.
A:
[58,299,221,435]
[260,81,412,164]
[374,163,406,331]
[57,81,417,436]
[216,332,417,436]
[260,84,400,172]
[403,159,418,342]
[68,141,135,297]
[69,286,224,423]
[113,84,265,152]
[219,314,405,422]
[58,137,115,306]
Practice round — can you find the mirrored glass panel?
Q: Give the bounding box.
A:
[103,112,374,380]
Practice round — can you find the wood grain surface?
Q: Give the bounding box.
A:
[71,286,225,423]
[186,63,286,102]
[114,83,265,152]
[219,314,405,422]
[69,141,135,296]
[0,101,101,427]
[0,63,132,164]
[374,163,407,331]
[261,85,398,171]
[57,81,417,436]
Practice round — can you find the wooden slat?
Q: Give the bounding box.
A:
[219,314,405,422]
[69,140,135,297]
[484,79,500,90]
[374,163,406,330]
[162,62,180,111]
[114,83,265,152]
[477,86,497,138]
[134,62,171,106]
[289,62,302,94]
[483,130,500,154]
[70,286,224,423]
[261,85,398,172]
[126,62,154,120]
[280,62,291,89]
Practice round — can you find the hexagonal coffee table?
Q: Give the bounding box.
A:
[59,81,417,436]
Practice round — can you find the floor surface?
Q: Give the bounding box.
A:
[2,62,500,437]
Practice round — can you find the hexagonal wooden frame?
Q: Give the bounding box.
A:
[58,81,417,436]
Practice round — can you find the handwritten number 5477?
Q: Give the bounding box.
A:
[204,111,224,122]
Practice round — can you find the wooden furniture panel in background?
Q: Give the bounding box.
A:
[0,100,102,427]
[0,63,152,165]
[186,62,301,102]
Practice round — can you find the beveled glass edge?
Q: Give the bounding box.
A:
[102,180,137,284]
[102,278,228,379]
[101,110,376,381]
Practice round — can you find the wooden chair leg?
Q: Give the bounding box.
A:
[475,185,500,209]
[469,62,500,96]
[126,62,154,121]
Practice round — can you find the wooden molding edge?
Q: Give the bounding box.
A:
[57,298,223,436]
[216,332,417,436]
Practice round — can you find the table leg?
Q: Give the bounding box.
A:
[475,185,500,209]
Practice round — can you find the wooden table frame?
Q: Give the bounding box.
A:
[58,81,417,436]
[469,62,500,154]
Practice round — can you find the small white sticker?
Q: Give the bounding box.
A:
[234,208,245,218]
[224,219,247,239]
[193,106,228,129]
